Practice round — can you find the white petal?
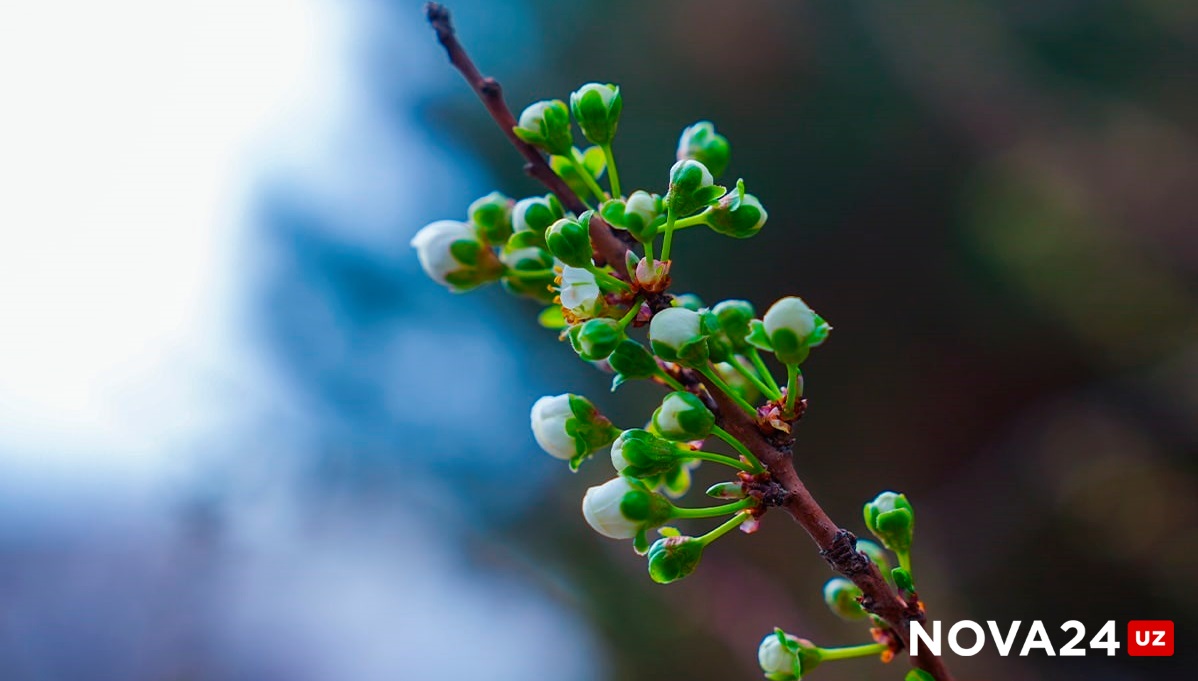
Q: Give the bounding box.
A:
[410,220,474,285]
[581,478,638,539]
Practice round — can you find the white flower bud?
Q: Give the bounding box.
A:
[559,266,602,318]
[530,394,576,460]
[410,219,501,291]
[763,296,816,342]
[649,307,707,365]
[758,632,802,679]
[581,477,639,539]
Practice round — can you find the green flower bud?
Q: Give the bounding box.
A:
[530,393,617,469]
[677,121,730,177]
[855,539,892,576]
[558,266,603,320]
[823,578,867,621]
[610,428,691,478]
[863,491,914,556]
[467,191,514,244]
[411,220,503,291]
[513,194,565,241]
[646,535,705,584]
[712,299,756,351]
[608,338,658,390]
[551,146,606,199]
[500,246,556,303]
[706,179,767,238]
[649,307,709,366]
[665,159,726,217]
[699,309,732,363]
[568,317,622,361]
[600,190,663,243]
[906,670,936,681]
[512,99,573,156]
[758,630,821,681]
[582,477,672,553]
[750,296,832,365]
[545,217,594,268]
[652,391,714,441]
[569,82,622,146]
[706,481,746,499]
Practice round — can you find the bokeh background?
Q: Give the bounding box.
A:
[2,0,1195,679]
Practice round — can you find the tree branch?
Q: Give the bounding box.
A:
[424,3,587,215]
[425,5,954,679]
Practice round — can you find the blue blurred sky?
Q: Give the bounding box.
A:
[0,1,603,678]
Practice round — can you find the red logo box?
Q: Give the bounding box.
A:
[1128,621,1174,656]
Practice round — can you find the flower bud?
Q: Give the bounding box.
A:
[600,190,662,243]
[906,669,936,681]
[665,159,726,217]
[610,428,693,478]
[753,296,831,365]
[823,578,867,620]
[551,146,606,199]
[569,82,622,146]
[546,217,594,268]
[410,220,503,291]
[672,293,704,311]
[608,338,657,390]
[513,194,566,241]
[649,307,709,366]
[568,317,622,361]
[706,180,767,238]
[758,630,820,681]
[863,491,914,556]
[558,266,603,320]
[512,99,573,156]
[530,394,617,469]
[500,246,556,303]
[633,257,671,292]
[652,391,715,441]
[582,477,672,541]
[705,481,746,499]
[712,299,756,351]
[468,191,514,244]
[677,121,730,177]
[646,535,705,584]
[892,567,914,593]
[699,309,732,363]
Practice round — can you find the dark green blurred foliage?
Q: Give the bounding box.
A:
[427,1,1197,678]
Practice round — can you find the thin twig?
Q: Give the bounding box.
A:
[424,3,585,214]
[424,6,955,679]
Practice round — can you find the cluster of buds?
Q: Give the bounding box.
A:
[416,71,936,679]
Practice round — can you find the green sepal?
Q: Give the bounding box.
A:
[568,317,622,361]
[624,250,641,280]
[550,146,606,199]
[892,567,914,593]
[677,121,731,177]
[467,191,514,244]
[769,328,810,366]
[546,217,594,268]
[449,238,481,266]
[512,99,572,156]
[746,319,774,352]
[538,306,567,329]
[906,669,936,681]
[646,535,704,584]
[609,339,658,389]
[506,230,544,250]
[706,481,746,499]
[569,83,622,146]
[807,314,832,347]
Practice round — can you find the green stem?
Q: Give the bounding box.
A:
[697,364,757,417]
[898,551,912,576]
[816,642,888,662]
[669,210,710,231]
[685,450,754,473]
[784,363,802,417]
[569,148,607,202]
[747,348,782,396]
[504,267,555,280]
[697,510,751,547]
[653,368,687,392]
[660,209,677,261]
[601,143,621,198]
[728,356,782,401]
[672,497,754,519]
[645,233,656,262]
[616,298,642,331]
[711,425,764,472]
[586,264,631,292]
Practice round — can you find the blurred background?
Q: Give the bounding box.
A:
[1,0,1195,679]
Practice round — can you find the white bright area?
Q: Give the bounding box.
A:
[0,2,600,679]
